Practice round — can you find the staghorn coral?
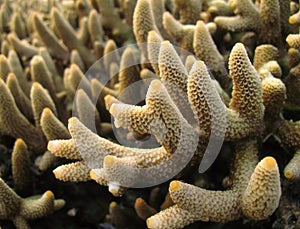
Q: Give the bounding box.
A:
[286,7,300,110]
[214,0,295,47]
[0,139,65,229]
[1,0,300,228]
[47,41,276,227]
[95,0,134,43]
[0,178,65,229]
[173,0,202,25]
[32,12,69,60]
[11,139,33,196]
[162,11,195,52]
[193,20,230,90]
[147,141,281,228]
[0,78,46,153]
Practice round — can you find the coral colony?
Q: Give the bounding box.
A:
[0,0,300,228]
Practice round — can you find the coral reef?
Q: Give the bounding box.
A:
[0,0,300,228]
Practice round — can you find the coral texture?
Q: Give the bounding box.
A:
[0,0,300,228]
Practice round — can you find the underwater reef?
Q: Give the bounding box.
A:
[1,0,300,228]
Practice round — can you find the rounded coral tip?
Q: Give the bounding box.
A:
[44,190,54,199]
[68,117,76,127]
[0,54,6,60]
[135,197,144,206]
[196,20,204,27]
[15,138,25,147]
[43,107,51,115]
[31,55,43,64]
[109,103,118,116]
[192,60,205,69]
[148,30,157,36]
[7,72,15,79]
[161,40,171,46]
[232,42,244,51]
[286,35,293,44]
[77,89,84,95]
[104,155,115,168]
[169,180,180,191]
[284,170,294,180]
[150,79,162,90]
[104,95,113,104]
[109,201,117,209]
[261,156,277,170]
[47,140,59,152]
[289,16,297,25]
[32,82,40,89]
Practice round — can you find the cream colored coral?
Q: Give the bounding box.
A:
[158,41,192,117]
[227,43,264,139]
[118,47,140,95]
[187,60,227,137]
[70,50,85,72]
[109,79,197,153]
[287,34,300,51]
[74,89,101,132]
[147,141,281,228]
[87,9,104,43]
[147,30,163,75]
[260,71,286,119]
[133,0,160,61]
[215,0,282,46]
[53,161,91,182]
[242,157,281,220]
[103,39,120,74]
[193,20,230,90]
[253,45,279,71]
[48,139,81,160]
[147,205,196,229]
[169,181,241,222]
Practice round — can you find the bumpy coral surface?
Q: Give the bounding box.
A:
[0,0,300,228]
